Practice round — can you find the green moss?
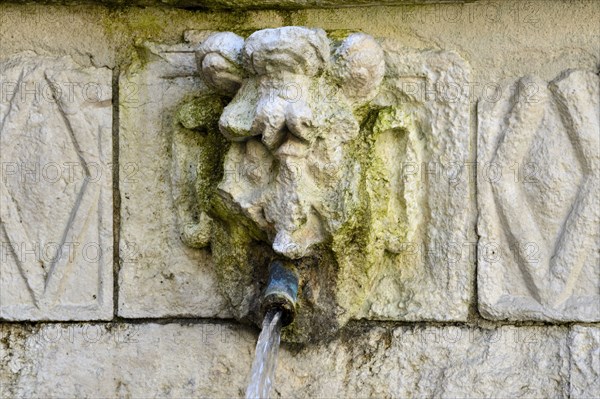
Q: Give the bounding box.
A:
[328,107,377,313]
[196,130,228,210]
[174,94,229,213]
[372,106,413,136]
[210,193,266,242]
[210,221,255,316]
[177,95,225,130]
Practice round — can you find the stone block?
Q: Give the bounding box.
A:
[0,53,113,320]
[120,30,473,333]
[341,325,569,398]
[118,39,231,318]
[357,42,473,322]
[120,31,473,328]
[0,322,569,398]
[478,70,600,321]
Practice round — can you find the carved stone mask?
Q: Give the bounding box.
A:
[174,27,404,341]
[197,27,385,259]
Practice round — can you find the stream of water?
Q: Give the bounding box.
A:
[245,310,283,399]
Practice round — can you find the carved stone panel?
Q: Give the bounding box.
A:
[0,53,113,320]
[169,28,472,341]
[358,43,473,322]
[478,70,600,321]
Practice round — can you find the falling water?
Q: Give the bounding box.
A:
[245,310,283,399]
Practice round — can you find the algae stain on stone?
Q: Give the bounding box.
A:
[330,106,420,319]
[101,7,255,69]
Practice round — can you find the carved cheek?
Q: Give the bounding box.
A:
[285,100,315,143]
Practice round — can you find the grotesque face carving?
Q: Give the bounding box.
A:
[175,27,404,341]
[197,27,385,259]
[172,26,473,341]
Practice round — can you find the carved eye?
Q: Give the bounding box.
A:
[332,33,385,104]
[201,53,243,96]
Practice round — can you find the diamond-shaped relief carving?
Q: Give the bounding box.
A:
[0,53,113,320]
[478,70,599,321]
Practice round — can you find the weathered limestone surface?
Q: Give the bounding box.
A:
[478,70,600,322]
[1,1,476,10]
[569,326,600,399]
[0,53,113,320]
[0,322,570,398]
[0,1,598,396]
[118,37,231,318]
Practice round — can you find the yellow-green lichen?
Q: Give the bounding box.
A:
[329,106,417,317]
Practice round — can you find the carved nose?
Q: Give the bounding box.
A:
[254,97,315,151]
[218,79,316,154]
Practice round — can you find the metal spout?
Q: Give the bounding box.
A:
[261,260,298,327]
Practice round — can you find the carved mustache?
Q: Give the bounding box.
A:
[195,27,386,151]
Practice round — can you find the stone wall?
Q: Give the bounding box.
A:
[1,1,598,397]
